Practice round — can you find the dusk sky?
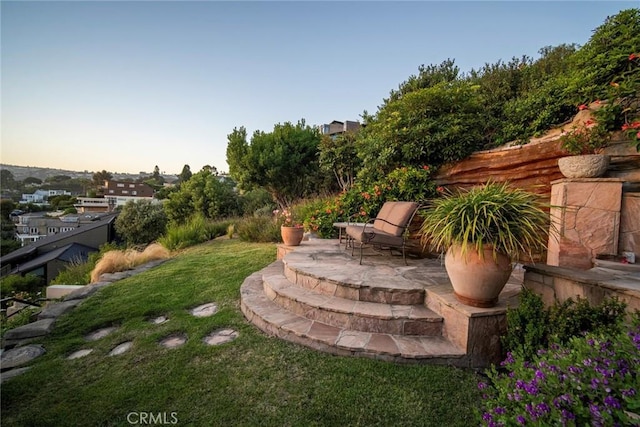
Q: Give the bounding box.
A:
[1,1,635,175]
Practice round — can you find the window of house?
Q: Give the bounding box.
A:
[117,183,125,187]
[132,191,137,195]
[122,190,128,194]
[47,227,57,234]
[129,184,135,188]
[109,190,114,194]
[30,227,38,234]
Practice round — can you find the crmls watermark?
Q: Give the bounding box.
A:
[126,412,179,425]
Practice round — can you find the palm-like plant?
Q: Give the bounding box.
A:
[420,182,550,262]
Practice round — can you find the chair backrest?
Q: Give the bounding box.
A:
[372,202,419,237]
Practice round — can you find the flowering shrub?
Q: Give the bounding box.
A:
[274,207,303,228]
[480,320,640,426]
[559,117,610,155]
[304,165,439,237]
[622,121,640,151]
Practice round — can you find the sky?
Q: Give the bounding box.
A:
[1,1,636,175]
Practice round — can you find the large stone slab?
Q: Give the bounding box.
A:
[46,285,85,299]
[37,300,82,320]
[3,318,55,341]
[63,282,111,301]
[1,344,46,369]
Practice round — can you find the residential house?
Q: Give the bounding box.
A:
[20,189,71,205]
[12,212,109,246]
[75,180,155,213]
[0,213,118,284]
[318,120,362,140]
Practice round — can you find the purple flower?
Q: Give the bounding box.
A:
[535,369,546,381]
[591,378,600,390]
[494,407,506,415]
[536,402,551,414]
[622,388,636,397]
[604,396,621,409]
[502,352,515,365]
[516,415,526,425]
[482,412,493,421]
[561,409,575,421]
[478,382,488,390]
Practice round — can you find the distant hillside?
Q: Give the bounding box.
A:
[0,164,177,183]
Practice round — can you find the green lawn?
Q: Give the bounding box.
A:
[1,239,482,426]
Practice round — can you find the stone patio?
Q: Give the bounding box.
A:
[241,239,523,368]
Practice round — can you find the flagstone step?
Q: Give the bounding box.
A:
[282,249,445,305]
[262,262,443,336]
[241,268,468,366]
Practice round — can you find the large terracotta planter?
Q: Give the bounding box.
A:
[557,154,610,178]
[444,244,513,308]
[281,226,304,246]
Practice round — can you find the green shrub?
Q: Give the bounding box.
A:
[159,215,231,251]
[236,216,280,243]
[503,289,628,361]
[549,296,626,344]
[0,273,43,298]
[1,308,36,339]
[502,288,549,361]
[115,200,168,246]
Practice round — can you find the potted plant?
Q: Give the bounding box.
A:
[419,182,549,308]
[275,207,305,246]
[557,119,611,178]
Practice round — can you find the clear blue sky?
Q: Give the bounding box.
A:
[1,1,635,175]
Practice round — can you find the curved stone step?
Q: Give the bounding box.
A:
[241,268,467,366]
[263,264,443,336]
[282,245,449,305]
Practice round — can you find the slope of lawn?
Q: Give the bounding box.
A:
[1,239,482,426]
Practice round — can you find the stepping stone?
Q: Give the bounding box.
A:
[85,326,118,341]
[0,344,46,370]
[1,367,30,383]
[108,342,133,356]
[149,315,169,325]
[67,349,94,360]
[159,334,187,349]
[64,282,111,301]
[189,303,218,318]
[203,329,238,346]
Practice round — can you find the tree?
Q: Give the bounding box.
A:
[23,177,43,186]
[0,199,19,255]
[318,132,361,191]
[1,169,16,190]
[164,168,240,223]
[226,120,321,207]
[356,80,486,183]
[92,170,112,187]
[178,164,192,184]
[115,200,168,246]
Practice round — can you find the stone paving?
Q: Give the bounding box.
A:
[242,239,523,368]
[1,258,240,383]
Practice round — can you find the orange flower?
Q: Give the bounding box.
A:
[422,165,430,171]
[623,123,630,131]
[632,122,640,129]
[610,82,620,87]
[436,186,445,193]
[630,53,638,60]
[578,104,588,110]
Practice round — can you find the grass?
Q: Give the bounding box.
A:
[1,239,482,426]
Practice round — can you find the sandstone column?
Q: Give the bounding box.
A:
[547,178,623,269]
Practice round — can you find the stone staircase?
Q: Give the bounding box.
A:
[240,240,522,367]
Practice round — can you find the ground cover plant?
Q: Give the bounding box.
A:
[2,239,483,426]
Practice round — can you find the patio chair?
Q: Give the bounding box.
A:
[345,201,420,265]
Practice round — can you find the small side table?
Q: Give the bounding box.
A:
[333,222,349,247]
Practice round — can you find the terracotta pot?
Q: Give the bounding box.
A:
[280,226,304,246]
[444,244,513,308]
[557,154,610,179]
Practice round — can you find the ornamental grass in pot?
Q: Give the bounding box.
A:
[419,182,549,308]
